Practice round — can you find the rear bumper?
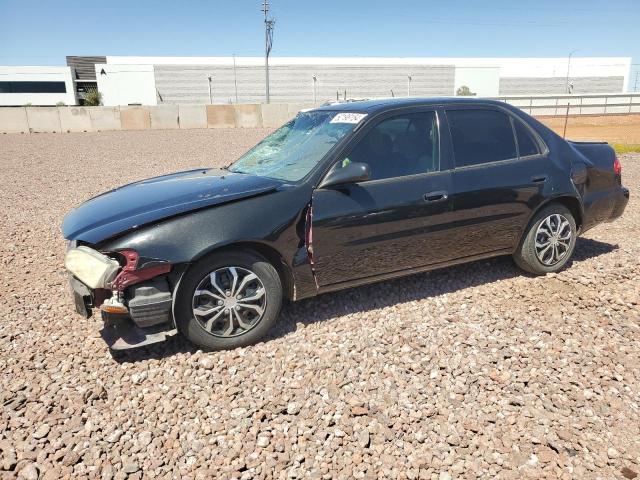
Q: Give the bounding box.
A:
[582,185,630,233]
[608,186,629,221]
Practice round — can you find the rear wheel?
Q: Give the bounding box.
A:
[514,204,577,275]
[175,250,282,350]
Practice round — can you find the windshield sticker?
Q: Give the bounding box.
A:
[330,113,367,124]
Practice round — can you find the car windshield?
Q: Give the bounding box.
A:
[228,110,363,181]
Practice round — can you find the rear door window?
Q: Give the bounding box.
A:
[446,109,517,167]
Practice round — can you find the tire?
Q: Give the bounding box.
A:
[513,203,577,275]
[174,250,283,350]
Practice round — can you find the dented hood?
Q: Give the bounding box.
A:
[62,168,282,243]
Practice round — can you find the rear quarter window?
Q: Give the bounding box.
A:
[514,120,541,157]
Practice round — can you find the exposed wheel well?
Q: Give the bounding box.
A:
[517,196,583,251]
[193,242,295,301]
[550,196,583,231]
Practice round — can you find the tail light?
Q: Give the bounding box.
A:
[613,156,622,176]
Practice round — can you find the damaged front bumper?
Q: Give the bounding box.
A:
[100,313,178,350]
[66,245,181,350]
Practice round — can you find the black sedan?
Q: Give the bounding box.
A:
[62,98,629,351]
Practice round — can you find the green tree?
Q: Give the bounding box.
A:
[456,85,476,96]
[84,89,102,106]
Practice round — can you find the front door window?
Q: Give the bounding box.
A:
[340,111,440,180]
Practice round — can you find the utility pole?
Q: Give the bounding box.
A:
[407,74,412,97]
[312,75,317,104]
[565,49,579,94]
[262,0,275,103]
[208,75,213,104]
[232,54,238,103]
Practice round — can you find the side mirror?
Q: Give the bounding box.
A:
[319,162,371,188]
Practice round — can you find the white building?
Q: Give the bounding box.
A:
[0,57,632,106]
[92,56,632,106]
[0,66,76,106]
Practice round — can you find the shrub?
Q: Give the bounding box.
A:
[612,143,640,154]
[84,89,102,106]
[456,85,476,96]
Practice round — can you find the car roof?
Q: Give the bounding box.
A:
[312,97,510,114]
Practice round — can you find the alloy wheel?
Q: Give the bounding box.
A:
[534,213,573,266]
[192,266,266,337]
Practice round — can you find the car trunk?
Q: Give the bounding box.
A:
[569,140,626,228]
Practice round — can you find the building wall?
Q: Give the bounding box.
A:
[454,67,500,97]
[67,56,106,81]
[95,64,157,106]
[154,64,454,104]
[0,66,76,106]
[96,56,632,105]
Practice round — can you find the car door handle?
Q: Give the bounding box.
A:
[531,175,548,183]
[423,191,448,202]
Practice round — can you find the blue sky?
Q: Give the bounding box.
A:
[1,0,639,88]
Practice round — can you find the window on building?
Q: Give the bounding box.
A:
[343,111,440,180]
[0,81,67,94]
[513,120,541,157]
[446,109,517,167]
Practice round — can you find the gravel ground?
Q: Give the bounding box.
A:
[0,129,638,480]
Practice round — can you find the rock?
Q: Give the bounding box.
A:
[106,430,123,443]
[61,450,81,467]
[357,429,370,448]
[17,462,38,480]
[122,462,139,474]
[621,467,638,479]
[33,423,50,439]
[537,447,556,464]
[607,447,620,459]
[287,402,301,415]
[101,463,114,480]
[192,440,205,452]
[131,372,147,384]
[42,468,63,480]
[2,448,17,470]
[350,406,368,416]
[198,356,215,370]
[137,431,152,448]
[257,436,270,448]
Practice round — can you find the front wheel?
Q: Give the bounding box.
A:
[174,250,283,350]
[513,204,577,275]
